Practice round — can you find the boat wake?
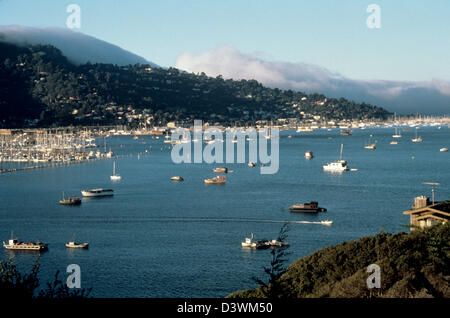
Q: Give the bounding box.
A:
[146,217,332,226]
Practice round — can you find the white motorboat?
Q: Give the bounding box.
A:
[323,144,349,172]
[305,150,313,159]
[440,147,448,152]
[323,160,348,172]
[81,188,114,197]
[110,161,121,181]
[66,241,89,249]
[321,220,333,226]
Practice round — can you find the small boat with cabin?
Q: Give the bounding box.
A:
[323,144,349,172]
[241,233,269,249]
[204,175,226,184]
[305,150,313,159]
[364,136,376,150]
[65,241,89,249]
[213,167,228,173]
[170,176,184,181]
[59,192,81,206]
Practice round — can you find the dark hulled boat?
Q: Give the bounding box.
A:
[289,201,327,213]
[59,192,82,205]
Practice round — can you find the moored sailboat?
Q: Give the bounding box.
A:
[110,161,121,181]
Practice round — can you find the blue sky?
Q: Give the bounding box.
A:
[1,0,450,82]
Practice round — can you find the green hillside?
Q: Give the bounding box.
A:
[229,223,449,298]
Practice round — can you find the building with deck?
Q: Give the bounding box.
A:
[403,196,450,230]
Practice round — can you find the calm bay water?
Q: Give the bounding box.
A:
[0,126,449,297]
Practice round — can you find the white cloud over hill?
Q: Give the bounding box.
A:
[176,46,450,115]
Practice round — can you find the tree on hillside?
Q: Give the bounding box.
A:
[252,223,292,298]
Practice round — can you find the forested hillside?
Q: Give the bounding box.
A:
[0,41,391,128]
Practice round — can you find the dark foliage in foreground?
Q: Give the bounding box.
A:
[0,258,92,298]
[229,223,450,298]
